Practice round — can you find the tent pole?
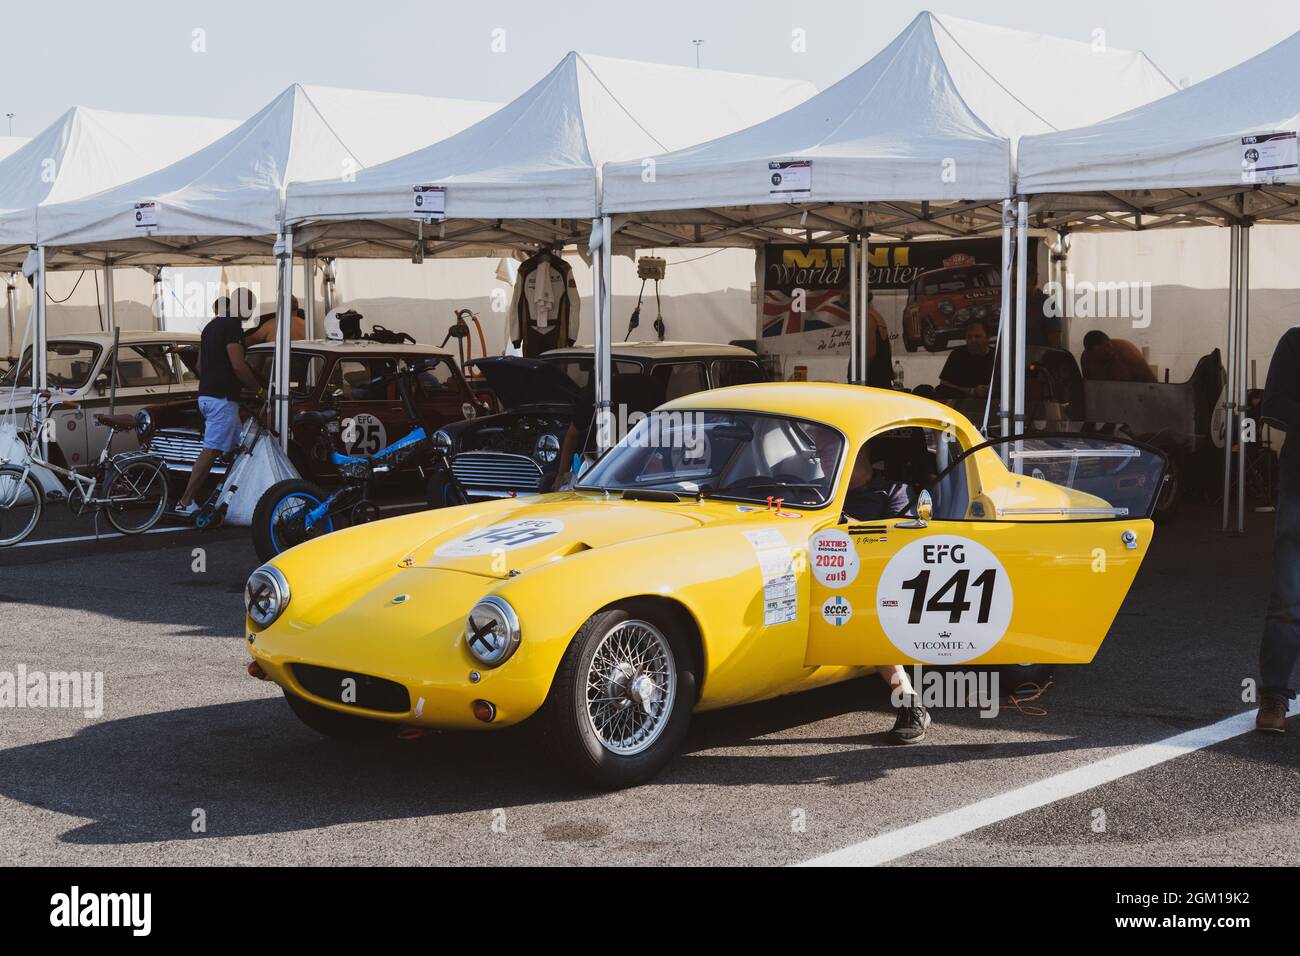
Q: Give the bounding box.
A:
[998,200,1013,442]
[1222,224,1240,531]
[34,246,48,459]
[321,258,335,314]
[596,215,613,453]
[102,262,115,332]
[302,256,316,340]
[1013,198,1029,468]
[860,223,870,385]
[1237,224,1251,533]
[848,236,858,385]
[274,228,295,452]
[5,273,17,361]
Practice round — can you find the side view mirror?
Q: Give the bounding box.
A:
[94,373,111,395]
[915,489,934,522]
[327,387,345,403]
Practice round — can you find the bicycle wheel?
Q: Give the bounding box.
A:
[252,478,338,562]
[0,465,42,547]
[102,458,170,535]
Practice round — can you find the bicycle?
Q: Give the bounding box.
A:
[250,362,462,561]
[0,391,170,546]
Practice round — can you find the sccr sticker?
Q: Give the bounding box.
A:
[875,535,1013,664]
[821,595,852,627]
[810,530,859,587]
[435,518,565,557]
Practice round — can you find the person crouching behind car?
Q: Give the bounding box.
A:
[174,294,266,516]
[842,444,931,743]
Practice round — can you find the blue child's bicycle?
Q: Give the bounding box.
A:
[250,362,461,561]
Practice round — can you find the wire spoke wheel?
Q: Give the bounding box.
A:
[584,619,676,756]
[0,467,42,547]
[103,459,169,534]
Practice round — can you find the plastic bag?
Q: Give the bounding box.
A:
[222,424,300,527]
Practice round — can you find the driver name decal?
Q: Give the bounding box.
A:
[435,518,565,557]
[875,535,1013,664]
[743,529,798,626]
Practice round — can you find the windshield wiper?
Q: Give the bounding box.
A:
[621,488,681,503]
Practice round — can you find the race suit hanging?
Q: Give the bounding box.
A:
[509,251,580,356]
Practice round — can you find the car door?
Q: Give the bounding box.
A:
[805,432,1165,668]
[93,344,178,455]
[409,354,473,428]
[326,356,404,456]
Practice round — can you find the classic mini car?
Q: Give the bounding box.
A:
[429,341,765,504]
[138,339,490,481]
[0,331,200,470]
[901,262,1001,352]
[244,383,1166,788]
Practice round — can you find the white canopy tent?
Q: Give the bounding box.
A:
[283,51,818,444]
[1018,28,1300,531]
[601,11,1176,446]
[27,84,501,444]
[0,107,238,382]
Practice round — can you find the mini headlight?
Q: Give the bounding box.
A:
[135,409,152,437]
[464,596,521,667]
[245,566,290,630]
[432,430,452,454]
[535,432,560,464]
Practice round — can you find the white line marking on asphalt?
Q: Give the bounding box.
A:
[12,526,189,548]
[801,699,1300,867]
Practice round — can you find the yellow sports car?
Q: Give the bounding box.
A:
[243,384,1165,788]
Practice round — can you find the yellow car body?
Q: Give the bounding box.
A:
[247,384,1159,774]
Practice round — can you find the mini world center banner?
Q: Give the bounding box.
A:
[758,237,1037,370]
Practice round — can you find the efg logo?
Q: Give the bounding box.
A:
[49,886,151,936]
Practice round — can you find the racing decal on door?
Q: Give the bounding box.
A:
[435,518,564,557]
[821,595,852,627]
[810,529,858,587]
[875,535,1013,664]
[743,529,798,626]
[343,413,387,455]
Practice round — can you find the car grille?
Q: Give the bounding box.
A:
[148,429,227,475]
[450,451,544,493]
[291,664,410,714]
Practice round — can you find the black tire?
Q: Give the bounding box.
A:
[1153,454,1181,520]
[283,690,392,740]
[0,466,43,547]
[538,604,697,790]
[252,478,339,562]
[425,468,468,509]
[922,319,944,352]
[103,458,170,534]
[902,322,920,352]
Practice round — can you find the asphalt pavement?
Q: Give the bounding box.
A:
[0,499,1293,866]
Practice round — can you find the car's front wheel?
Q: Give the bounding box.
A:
[283,690,393,740]
[540,605,697,790]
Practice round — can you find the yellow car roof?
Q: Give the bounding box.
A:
[662,382,984,444]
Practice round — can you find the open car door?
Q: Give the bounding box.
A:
[805,433,1166,667]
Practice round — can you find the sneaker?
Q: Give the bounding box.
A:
[174,502,199,517]
[889,696,931,744]
[1256,695,1289,734]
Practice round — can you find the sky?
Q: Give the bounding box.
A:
[2,0,1299,137]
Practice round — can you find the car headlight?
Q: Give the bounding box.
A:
[464,596,520,667]
[432,430,452,454]
[955,308,971,322]
[974,305,991,320]
[135,409,152,437]
[534,432,560,464]
[245,566,291,630]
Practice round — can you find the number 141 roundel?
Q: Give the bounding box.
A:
[875,535,1014,664]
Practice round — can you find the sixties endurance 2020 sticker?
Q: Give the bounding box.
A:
[434,519,565,557]
[875,535,1014,664]
[809,529,859,587]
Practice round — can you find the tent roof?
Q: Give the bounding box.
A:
[283,52,818,257]
[1019,28,1300,231]
[601,11,1176,246]
[0,107,238,258]
[33,84,501,267]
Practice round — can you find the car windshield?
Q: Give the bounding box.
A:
[577,410,845,508]
[0,343,102,391]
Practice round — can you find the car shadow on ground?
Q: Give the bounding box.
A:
[0,673,1274,846]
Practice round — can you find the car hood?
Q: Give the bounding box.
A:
[408,495,706,577]
[466,356,588,410]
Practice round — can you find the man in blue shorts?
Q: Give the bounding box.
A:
[174,294,265,515]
